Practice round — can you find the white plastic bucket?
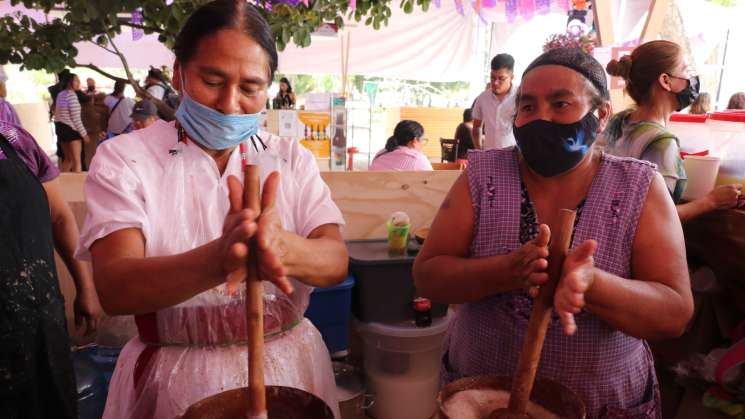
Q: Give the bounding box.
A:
[706,112,745,186]
[669,113,712,154]
[356,312,451,419]
[682,155,721,201]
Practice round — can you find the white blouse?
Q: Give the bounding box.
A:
[77,120,344,260]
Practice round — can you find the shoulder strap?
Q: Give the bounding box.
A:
[157,82,172,99]
[107,97,124,123]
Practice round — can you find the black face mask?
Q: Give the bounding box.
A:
[673,75,700,112]
[513,112,600,177]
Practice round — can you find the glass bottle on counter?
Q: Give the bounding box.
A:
[412,297,432,327]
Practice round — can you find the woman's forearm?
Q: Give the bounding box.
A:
[585,268,693,340]
[279,232,348,287]
[51,210,96,295]
[676,198,714,223]
[92,240,225,315]
[414,254,520,303]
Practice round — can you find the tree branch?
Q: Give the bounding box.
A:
[89,40,118,55]
[73,62,128,83]
[119,21,165,34]
[105,31,176,120]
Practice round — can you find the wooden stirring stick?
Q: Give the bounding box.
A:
[492,209,577,419]
[242,145,267,419]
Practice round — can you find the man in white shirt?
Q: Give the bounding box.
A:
[144,68,167,101]
[472,53,518,150]
[103,81,135,136]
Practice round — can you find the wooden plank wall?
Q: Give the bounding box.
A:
[384,107,464,161]
[320,170,460,240]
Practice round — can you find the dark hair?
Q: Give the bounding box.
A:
[173,0,278,81]
[147,68,165,83]
[689,92,711,114]
[463,108,473,122]
[279,77,293,94]
[113,80,126,96]
[606,40,682,105]
[491,53,515,72]
[57,69,70,82]
[384,120,424,152]
[727,92,745,110]
[63,73,78,89]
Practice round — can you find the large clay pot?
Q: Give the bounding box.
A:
[437,375,586,419]
[178,385,334,419]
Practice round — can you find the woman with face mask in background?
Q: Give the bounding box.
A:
[604,40,744,221]
[76,1,348,418]
[414,48,693,418]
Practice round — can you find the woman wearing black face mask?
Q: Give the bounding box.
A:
[414,47,693,418]
[604,40,744,221]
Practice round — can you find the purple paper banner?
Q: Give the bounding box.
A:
[518,0,535,19]
[536,0,550,14]
[505,0,518,22]
[454,0,465,15]
[131,8,143,41]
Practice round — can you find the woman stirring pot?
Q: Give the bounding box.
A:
[414,48,693,418]
[77,1,348,417]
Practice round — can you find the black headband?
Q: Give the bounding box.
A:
[523,47,609,99]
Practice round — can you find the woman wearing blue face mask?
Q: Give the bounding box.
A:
[604,40,744,221]
[414,48,693,418]
[76,1,348,418]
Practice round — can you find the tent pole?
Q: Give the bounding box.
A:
[715,28,731,110]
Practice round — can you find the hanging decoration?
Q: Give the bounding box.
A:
[503,0,517,22]
[535,0,551,14]
[349,0,357,11]
[434,0,441,7]
[131,8,143,41]
[454,0,465,15]
[518,0,536,20]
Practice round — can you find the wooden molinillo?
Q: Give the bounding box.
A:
[243,163,267,419]
[491,209,578,419]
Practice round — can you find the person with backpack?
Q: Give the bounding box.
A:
[604,40,744,221]
[144,68,179,121]
[104,81,135,137]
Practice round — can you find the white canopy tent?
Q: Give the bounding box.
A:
[1,0,580,92]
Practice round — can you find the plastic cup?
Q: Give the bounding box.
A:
[387,221,410,254]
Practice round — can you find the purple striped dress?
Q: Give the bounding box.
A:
[441,147,661,419]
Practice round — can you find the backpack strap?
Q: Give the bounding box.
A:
[107,97,124,122]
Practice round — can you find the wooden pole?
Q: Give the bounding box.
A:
[592,0,615,47]
[506,209,577,415]
[640,0,672,43]
[244,164,266,419]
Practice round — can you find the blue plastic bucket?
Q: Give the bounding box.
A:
[305,276,355,356]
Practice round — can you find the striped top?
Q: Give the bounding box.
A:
[54,89,87,137]
[369,146,433,171]
[0,98,21,126]
[603,109,687,202]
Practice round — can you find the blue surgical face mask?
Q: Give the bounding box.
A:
[513,111,599,177]
[174,79,261,150]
